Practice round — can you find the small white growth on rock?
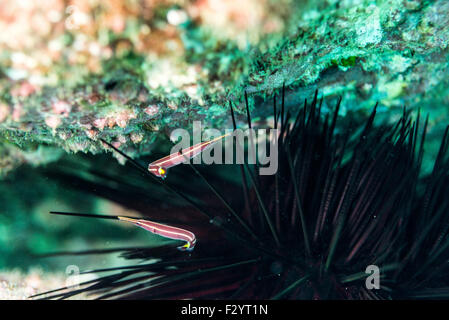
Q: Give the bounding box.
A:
[389,55,412,73]
[356,4,382,47]
[167,9,188,26]
[45,115,62,130]
[93,118,107,131]
[144,105,159,117]
[52,100,71,117]
[130,132,143,144]
[117,134,127,144]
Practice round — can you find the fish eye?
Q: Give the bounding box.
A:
[158,167,166,176]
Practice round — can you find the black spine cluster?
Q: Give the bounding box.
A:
[34,88,449,300]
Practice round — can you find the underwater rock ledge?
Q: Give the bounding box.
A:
[0,0,448,177]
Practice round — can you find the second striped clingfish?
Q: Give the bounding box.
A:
[49,212,196,252]
[118,216,196,251]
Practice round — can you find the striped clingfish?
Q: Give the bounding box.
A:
[148,133,230,179]
[118,216,197,251]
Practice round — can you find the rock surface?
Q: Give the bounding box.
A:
[0,0,448,176]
